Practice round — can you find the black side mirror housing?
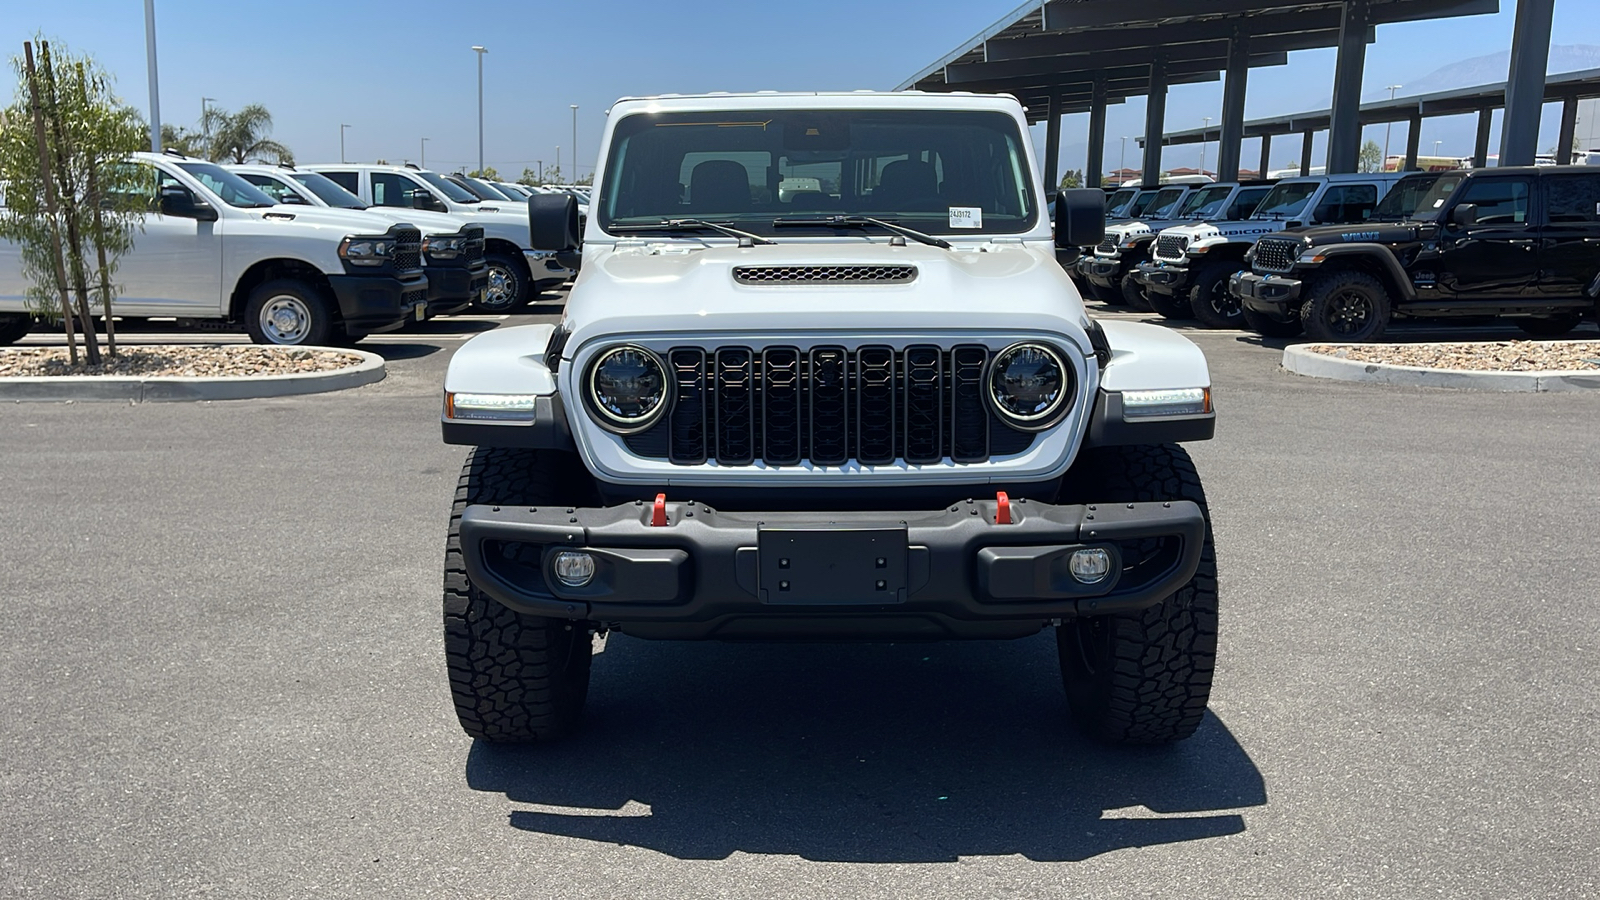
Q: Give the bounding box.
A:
[1452,203,1478,227]
[1054,188,1105,249]
[279,193,307,205]
[529,192,580,252]
[410,191,444,212]
[159,185,217,222]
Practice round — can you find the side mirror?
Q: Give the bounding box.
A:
[1054,188,1105,250]
[529,192,580,251]
[279,192,308,205]
[410,191,445,212]
[1451,203,1478,227]
[159,185,217,222]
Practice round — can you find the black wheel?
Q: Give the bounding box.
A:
[1189,262,1246,329]
[243,278,338,346]
[444,447,599,743]
[1083,279,1120,304]
[477,251,529,312]
[1241,306,1303,338]
[0,313,32,345]
[1144,287,1192,320]
[1120,271,1151,311]
[1300,270,1390,342]
[1515,313,1583,337]
[1057,444,1218,745]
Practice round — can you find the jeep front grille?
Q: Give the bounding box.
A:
[1252,237,1301,274]
[1154,234,1189,262]
[733,265,917,285]
[1094,240,1118,256]
[392,227,422,274]
[622,345,1034,466]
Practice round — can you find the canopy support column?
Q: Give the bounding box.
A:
[1326,0,1370,174]
[1499,0,1555,166]
[1301,131,1314,176]
[1141,56,1168,187]
[1473,107,1493,168]
[1216,31,1250,182]
[1086,77,1108,188]
[1557,96,1579,164]
[1044,93,1063,193]
[1404,114,1422,171]
[1259,133,1273,179]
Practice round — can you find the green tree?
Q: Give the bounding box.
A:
[201,103,292,164]
[1057,169,1084,191]
[0,38,146,365]
[517,167,542,186]
[1358,139,1383,173]
[160,122,203,156]
[573,172,593,186]
[540,165,562,184]
[468,166,500,181]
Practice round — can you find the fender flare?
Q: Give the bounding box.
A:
[1300,244,1417,302]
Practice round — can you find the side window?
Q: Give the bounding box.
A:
[1456,178,1530,225]
[321,171,359,194]
[371,173,428,209]
[1313,184,1378,223]
[1545,174,1600,223]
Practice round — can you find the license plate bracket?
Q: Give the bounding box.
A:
[757,527,909,605]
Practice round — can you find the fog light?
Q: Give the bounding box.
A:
[553,551,595,587]
[1068,548,1112,584]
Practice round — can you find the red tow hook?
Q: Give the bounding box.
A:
[995,491,1013,525]
[650,493,668,527]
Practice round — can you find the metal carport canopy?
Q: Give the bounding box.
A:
[898,0,1497,186]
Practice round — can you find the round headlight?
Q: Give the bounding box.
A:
[987,342,1073,431]
[585,345,670,433]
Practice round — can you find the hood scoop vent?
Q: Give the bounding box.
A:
[733,264,917,285]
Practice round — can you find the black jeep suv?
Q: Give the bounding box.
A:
[1231,167,1600,340]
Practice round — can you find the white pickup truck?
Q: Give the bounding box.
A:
[304,164,573,311]
[0,152,426,346]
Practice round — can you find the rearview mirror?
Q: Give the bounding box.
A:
[1054,188,1105,250]
[529,192,580,252]
[1451,203,1478,227]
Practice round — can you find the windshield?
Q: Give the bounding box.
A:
[1146,187,1187,219]
[1373,172,1465,221]
[1252,181,1319,219]
[1125,190,1161,218]
[1105,188,1137,216]
[1177,185,1233,218]
[454,175,513,201]
[416,171,478,203]
[496,183,532,199]
[288,172,367,209]
[596,108,1035,236]
[176,162,277,208]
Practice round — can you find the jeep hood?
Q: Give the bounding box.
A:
[562,241,1091,353]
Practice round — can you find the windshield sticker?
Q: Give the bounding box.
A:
[949,207,983,229]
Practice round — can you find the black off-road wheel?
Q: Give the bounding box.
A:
[1189,262,1246,329]
[1144,287,1193,320]
[0,313,32,346]
[1056,444,1218,745]
[1120,270,1151,311]
[444,447,600,743]
[1084,279,1121,305]
[1515,313,1584,337]
[1241,306,1304,338]
[1300,270,1391,342]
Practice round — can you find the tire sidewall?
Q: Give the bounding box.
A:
[1120,270,1151,311]
[1144,285,1193,320]
[477,252,528,312]
[1302,270,1390,342]
[243,279,337,346]
[1190,263,1245,329]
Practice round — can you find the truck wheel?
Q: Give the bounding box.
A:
[1120,271,1151,311]
[243,279,337,346]
[1242,307,1303,338]
[1144,288,1193,320]
[1515,313,1583,337]
[1300,270,1390,342]
[477,252,528,312]
[1189,263,1245,329]
[1057,443,1218,744]
[0,313,32,346]
[444,447,598,742]
[1085,281,1121,304]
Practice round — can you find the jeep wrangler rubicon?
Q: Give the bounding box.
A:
[438,93,1220,746]
[1233,166,1600,340]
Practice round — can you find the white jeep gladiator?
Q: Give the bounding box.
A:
[438,92,1220,746]
[0,152,426,346]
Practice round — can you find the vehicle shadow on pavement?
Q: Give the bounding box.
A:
[362,343,444,361]
[465,634,1265,862]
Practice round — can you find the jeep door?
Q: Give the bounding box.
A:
[1537,171,1600,300]
[113,162,224,316]
[1437,175,1539,298]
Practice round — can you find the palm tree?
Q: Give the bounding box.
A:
[201,104,293,165]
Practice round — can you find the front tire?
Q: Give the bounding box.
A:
[1300,270,1390,342]
[243,278,338,346]
[1144,287,1193,320]
[1189,262,1246,329]
[1120,270,1151,311]
[0,313,32,346]
[476,251,529,312]
[1057,444,1218,744]
[444,448,598,743]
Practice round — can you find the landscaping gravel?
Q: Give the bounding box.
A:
[1305,340,1600,372]
[0,345,365,378]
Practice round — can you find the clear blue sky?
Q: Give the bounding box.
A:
[5,1,1597,178]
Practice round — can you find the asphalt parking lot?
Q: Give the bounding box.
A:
[2,297,1597,899]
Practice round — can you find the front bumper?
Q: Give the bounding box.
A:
[1135,260,1191,296]
[1078,254,1123,287]
[425,259,489,317]
[1230,271,1302,321]
[459,497,1206,640]
[326,272,428,333]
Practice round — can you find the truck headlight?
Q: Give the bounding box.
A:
[586,345,671,433]
[423,234,467,260]
[987,342,1073,431]
[338,235,396,266]
[1121,387,1212,419]
[445,392,540,422]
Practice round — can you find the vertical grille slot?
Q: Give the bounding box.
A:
[668,349,707,464]
[902,345,943,464]
[855,346,896,465]
[950,345,990,463]
[713,349,754,465]
[761,347,802,465]
[808,347,849,466]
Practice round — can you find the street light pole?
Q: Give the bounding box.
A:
[340,124,351,163]
[1383,84,1402,170]
[472,46,488,174]
[571,104,579,182]
[1119,136,1127,183]
[1200,116,1212,175]
[536,160,543,183]
[420,137,429,168]
[201,96,216,139]
[556,146,561,182]
[143,0,162,151]
[1433,139,1443,157]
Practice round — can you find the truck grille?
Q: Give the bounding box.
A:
[1154,234,1189,262]
[733,265,917,285]
[462,225,485,264]
[392,227,422,274]
[622,345,1035,466]
[1252,237,1301,274]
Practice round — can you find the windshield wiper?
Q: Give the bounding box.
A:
[773,215,952,250]
[611,218,776,245]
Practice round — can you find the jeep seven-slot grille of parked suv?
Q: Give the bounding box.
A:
[733,265,917,285]
[1095,239,1118,256]
[620,345,1034,466]
[1154,234,1189,261]
[1251,237,1301,274]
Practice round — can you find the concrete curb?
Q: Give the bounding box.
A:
[0,346,385,402]
[1282,344,1600,393]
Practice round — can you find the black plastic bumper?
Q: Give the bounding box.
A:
[1231,271,1302,320]
[459,497,1206,640]
[327,272,428,333]
[1135,260,1191,296]
[425,260,488,317]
